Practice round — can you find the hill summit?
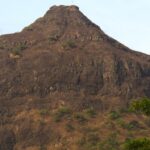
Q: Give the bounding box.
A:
[0,5,150,150]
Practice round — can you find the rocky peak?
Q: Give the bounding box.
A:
[0,5,149,100]
[42,5,98,28]
[50,5,79,11]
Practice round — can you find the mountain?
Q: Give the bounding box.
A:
[0,5,150,150]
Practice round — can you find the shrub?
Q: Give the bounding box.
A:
[122,138,150,150]
[117,119,141,130]
[78,131,119,150]
[105,121,116,129]
[74,113,87,124]
[48,35,58,42]
[127,120,141,129]
[123,122,138,130]
[77,132,100,150]
[62,40,76,49]
[109,111,121,120]
[24,26,33,31]
[84,107,97,118]
[65,123,74,132]
[11,48,21,56]
[106,132,119,148]
[116,119,126,128]
[11,43,27,56]
[39,109,50,116]
[130,98,150,116]
[53,107,71,122]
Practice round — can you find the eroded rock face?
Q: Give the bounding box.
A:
[0,5,149,99]
[0,5,149,149]
[0,49,149,99]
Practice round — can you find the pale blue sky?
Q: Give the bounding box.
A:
[0,0,150,54]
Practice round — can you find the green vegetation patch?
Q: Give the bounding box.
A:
[77,132,100,150]
[109,110,121,120]
[39,109,50,116]
[11,43,27,56]
[53,106,71,122]
[130,98,150,116]
[62,40,77,49]
[122,138,150,150]
[74,113,88,124]
[117,119,141,130]
[83,107,97,118]
[65,123,75,132]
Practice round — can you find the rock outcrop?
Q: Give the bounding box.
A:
[0,5,149,149]
[0,5,149,100]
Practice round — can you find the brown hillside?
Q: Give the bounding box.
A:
[0,5,150,150]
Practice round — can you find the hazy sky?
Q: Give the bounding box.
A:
[0,0,150,54]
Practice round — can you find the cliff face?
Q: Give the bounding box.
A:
[0,5,149,99]
[0,5,150,150]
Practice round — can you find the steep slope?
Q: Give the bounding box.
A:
[0,5,150,150]
[0,5,149,100]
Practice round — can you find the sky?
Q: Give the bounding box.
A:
[0,0,150,55]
